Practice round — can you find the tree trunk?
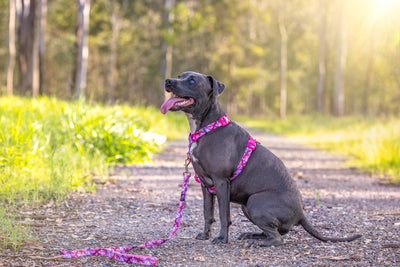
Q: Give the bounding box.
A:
[7,0,17,96]
[105,0,127,104]
[32,0,40,97]
[17,0,40,96]
[363,48,373,115]
[316,0,327,113]
[278,0,288,120]
[159,0,175,104]
[39,0,46,95]
[73,0,91,100]
[333,3,346,116]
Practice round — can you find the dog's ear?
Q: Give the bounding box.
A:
[207,75,225,97]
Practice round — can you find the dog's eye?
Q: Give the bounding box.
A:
[189,79,195,85]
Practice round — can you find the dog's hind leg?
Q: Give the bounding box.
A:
[241,192,284,247]
[238,205,268,240]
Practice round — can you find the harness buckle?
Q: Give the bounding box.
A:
[189,134,196,143]
[246,137,257,150]
[219,115,230,126]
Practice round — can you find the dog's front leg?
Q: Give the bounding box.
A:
[212,179,231,244]
[196,186,215,240]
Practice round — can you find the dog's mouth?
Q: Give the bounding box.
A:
[160,93,195,114]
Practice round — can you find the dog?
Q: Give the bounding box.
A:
[160,71,361,246]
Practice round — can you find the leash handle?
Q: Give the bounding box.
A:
[60,172,191,265]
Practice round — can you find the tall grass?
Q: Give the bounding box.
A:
[0,96,187,249]
[237,115,400,184]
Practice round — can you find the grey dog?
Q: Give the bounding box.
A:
[160,71,361,246]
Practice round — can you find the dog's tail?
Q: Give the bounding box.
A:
[299,216,362,242]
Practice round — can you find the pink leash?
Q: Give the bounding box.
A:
[60,161,191,266]
[60,115,256,265]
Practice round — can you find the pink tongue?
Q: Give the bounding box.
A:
[160,97,185,114]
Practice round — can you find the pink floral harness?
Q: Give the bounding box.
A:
[189,115,257,193]
[60,115,256,265]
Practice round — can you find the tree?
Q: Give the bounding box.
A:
[316,0,327,113]
[17,0,40,96]
[333,1,346,116]
[7,0,16,95]
[159,0,175,104]
[278,0,288,119]
[105,0,127,104]
[73,0,91,100]
[39,0,46,95]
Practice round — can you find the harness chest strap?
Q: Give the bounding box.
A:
[188,115,231,144]
[189,115,257,193]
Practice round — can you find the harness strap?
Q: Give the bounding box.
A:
[231,137,257,180]
[194,137,257,194]
[189,115,257,194]
[189,115,230,144]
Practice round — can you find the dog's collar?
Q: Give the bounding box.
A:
[188,115,231,144]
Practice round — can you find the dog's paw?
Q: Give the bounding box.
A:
[196,232,210,240]
[238,232,267,240]
[244,240,257,248]
[212,236,228,244]
[259,237,284,247]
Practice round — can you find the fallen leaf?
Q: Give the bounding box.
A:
[382,243,400,248]
[21,240,46,251]
[319,256,360,261]
[83,234,95,241]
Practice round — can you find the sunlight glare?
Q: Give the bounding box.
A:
[371,0,400,23]
[375,0,400,13]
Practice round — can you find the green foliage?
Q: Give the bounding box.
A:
[238,115,400,184]
[0,96,184,204]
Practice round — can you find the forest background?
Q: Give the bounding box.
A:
[1,0,400,250]
[1,0,400,118]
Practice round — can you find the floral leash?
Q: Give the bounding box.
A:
[60,161,191,266]
[60,115,256,265]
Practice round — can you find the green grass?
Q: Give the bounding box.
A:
[0,205,31,250]
[0,96,187,249]
[236,115,400,184]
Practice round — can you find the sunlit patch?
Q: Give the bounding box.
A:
[374,0,400,16]
[377,0,398,7]
[142,132,167,145]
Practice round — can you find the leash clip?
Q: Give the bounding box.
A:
[183,153,191,176]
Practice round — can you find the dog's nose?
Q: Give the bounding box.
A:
[165,79,174,92]
[165,79,173,86]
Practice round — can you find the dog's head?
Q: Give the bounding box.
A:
[160,71,225,115]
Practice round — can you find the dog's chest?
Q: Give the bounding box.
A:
[189,142,214,185]
[189,142,198,162]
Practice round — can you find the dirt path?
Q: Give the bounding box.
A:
[1,130,399,266]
